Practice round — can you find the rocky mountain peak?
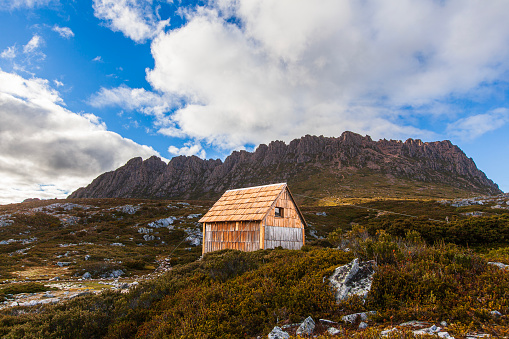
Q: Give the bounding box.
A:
[69,132,501,200]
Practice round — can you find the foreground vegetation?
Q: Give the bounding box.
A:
[0,230,508,338]
[0,196,507,338]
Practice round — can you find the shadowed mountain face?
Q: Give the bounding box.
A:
[68,132,501,200]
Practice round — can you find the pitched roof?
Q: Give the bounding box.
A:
[199,183,287,223]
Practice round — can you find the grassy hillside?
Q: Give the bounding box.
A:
[0,196,508,338]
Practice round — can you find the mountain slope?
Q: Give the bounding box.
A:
[68,131,501,200]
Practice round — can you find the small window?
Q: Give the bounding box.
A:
[275,207,284,218]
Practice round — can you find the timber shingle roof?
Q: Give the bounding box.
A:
[198,183,286,223]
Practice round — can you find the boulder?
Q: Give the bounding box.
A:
[329,258,376,302]
[82,272,92,279]
[341,311,376,323]
[295,316,315,336]
[327,327,342,335]
[268,326,289,339]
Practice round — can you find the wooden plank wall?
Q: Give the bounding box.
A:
[264,226,303,250]
[264,188,304,229]
[203,221,260,254]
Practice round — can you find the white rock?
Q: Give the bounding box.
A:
[329,258,376,302]
[327,327,342,335]
[341,311,376,323]
[490,310,502,317]
[381,328,398,336]
[56,262,72,267]
[414,325,440,335]
[438,332,455,339]
[268,326,289,339]
[488,262,509,270]
[296,316,315,336]
[358,321,368,329]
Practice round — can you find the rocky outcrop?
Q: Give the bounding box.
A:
[329,258,377,303]
[69,132,501,199]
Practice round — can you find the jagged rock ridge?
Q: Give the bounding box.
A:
[68,131,501,200]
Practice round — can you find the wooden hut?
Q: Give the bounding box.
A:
[199,183,306,255]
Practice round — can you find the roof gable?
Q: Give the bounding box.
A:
[199,183,287,223]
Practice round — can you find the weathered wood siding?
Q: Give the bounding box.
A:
[262,187,305,250]
[264,188,304,229]
[264,226,303,250]
[202,221,260,254]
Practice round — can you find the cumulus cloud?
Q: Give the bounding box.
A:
[168,143,206,159]
[447,108,509,141]
[143,0,509,150]
[1,46,17,59]
[23,35,43,54]
[52,25,75,39]
[92,0,170,43]
[89,84,172,119]
[0,70,159,204]
[92,56,103,62]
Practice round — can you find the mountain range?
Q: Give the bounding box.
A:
[68,131,501,200]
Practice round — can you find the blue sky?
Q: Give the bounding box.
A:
[0,0,508,204]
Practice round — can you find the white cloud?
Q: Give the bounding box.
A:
[447,108,509,141]
[23,35,43,54]
[52,25,75,39]
[92,56,103,62]
[89,84,172,119]
[0,70,159,204]
[145,0,509,150]
[53,79,63,87]
[92,0,170,43]
[168,143,206,158]
[1,46,17,59]
[0,0,53,10]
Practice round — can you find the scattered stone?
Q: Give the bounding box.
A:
[18,298,60,307]
[138,227,153,234]
[84,255,90,260]
[466,334,490,339]
[341,311,376,323]
[268,326,289,339]
[327,327,342,335]
[120,205,139,214]
[381,328,398,336]
[413,325,440,335]
[110,242,125,247]
[56,262,72,267]
[109,269,124,278]
[490,310,502,317]
[295,316,315,336]
[49,276,60,281]
[148,217,177,228]
[440,321,448,327]
[329,258,376,302]
[316,212,327,216]
[319,319,338,325]
[399,320,430,328]
[82,272,92,279]
[488,262,509,270]
[143,234,155,241]
[185,227,203,246]
[358,321,368,329]
[187,213,202,219]
[0,215,14,227]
